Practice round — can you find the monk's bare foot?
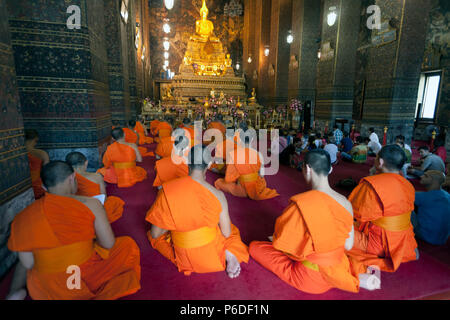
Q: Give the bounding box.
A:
[6,289,27,300]
[225,250,241,279]
[415,248,420,260]
[268,236,273,242]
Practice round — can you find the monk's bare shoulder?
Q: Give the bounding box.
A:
[30,148,49,162]
[331,190,353,216]
[86,172,104,185]
[67,195,102,213]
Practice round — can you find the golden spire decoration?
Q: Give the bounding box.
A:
[200,0,209,19]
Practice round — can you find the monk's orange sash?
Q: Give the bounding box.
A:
[372,212,411,232]
[113,162,136,169]
[33,240,94,273]
[301,247,345,272]
[239,172,259,184]
[171,227,216,249]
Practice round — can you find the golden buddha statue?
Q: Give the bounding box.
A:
[193,0,218,42]
[181,0,231,76]
[248,88,257,103]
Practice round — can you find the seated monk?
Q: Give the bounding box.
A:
[98,128,147,188]
[249,150,370,294]
[146,145,249,277]
[25,129,50,199]
[208,115,227,137]
[209,129,236,175]
[346,145,419,274]
[215,125,279,200]
[7,161,141,300]
[150,118,160,137]
[134,117,153,145]
[66,152,125,223]
[124,121,153,157]
[155,135,175,160]
[153,132,190,188]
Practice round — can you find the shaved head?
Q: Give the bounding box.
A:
[65,152,87,168]
[378,145,406,171]
[188,145,212,173]
[41,161,74,189]
[304,149,331,176]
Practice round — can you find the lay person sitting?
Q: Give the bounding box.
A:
[279,138,302,167]
[340,131,353,153]
[323,134,339,165]
[411,170,450,246]
[433,135,447,163]
[407,146,445,178]
[366,137,382,157]
[341,136,368,164]
[395,139,412,178]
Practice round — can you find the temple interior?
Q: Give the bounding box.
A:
[0,0,449,301]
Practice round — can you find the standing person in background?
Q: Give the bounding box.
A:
[333,125,343,147]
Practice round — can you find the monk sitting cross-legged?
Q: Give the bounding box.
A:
[66,152,125,223]
[346,144,419,274]
[7,161,141,300]
[124,121,153,157]
[134,117,153,145]
[153,130,190,188]
[146,145,249,278]
[25,129,50,199]
[155,117,173,143]
[150,118,160,137]
[249,149,374,294]
[98,128,147,188]
[215,124,279,200]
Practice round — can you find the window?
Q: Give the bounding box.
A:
[121,0,129,24]
[415,71,441,120]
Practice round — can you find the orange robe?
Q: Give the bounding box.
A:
[75,173,124,223]
[153,155,188,187]
[208,121,227,137]
[146,177,249,275]
[250,191,359,294]
[215,146,279,200]
[7,193,141,300]
[134,121,153,145]
[98,142,147,188]
[150,120,160,137]
[28,153,45,199]
[123,127,153,157]
[346,173,417,273]
[155,136,174,159]
[155,122,173,143]
[209,137,236,175]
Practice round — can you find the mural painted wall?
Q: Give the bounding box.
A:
[149,0,244,79]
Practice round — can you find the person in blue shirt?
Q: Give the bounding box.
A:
[411,170,450,246]
[340,131,353,153]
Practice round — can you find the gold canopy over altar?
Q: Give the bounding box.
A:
[160,0,246,105]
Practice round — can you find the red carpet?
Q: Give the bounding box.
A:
[1,142,449,300]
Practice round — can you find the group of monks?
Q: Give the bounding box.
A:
[6,117,419,299]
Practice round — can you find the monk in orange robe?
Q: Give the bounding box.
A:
[155,118,173,143]
[146,145,249,277]
[66,152,124,223]
[98,128,147,188]
[134,118,154,145]
[250,149,367,294]
[215,127,279,200]
[150,119,160,137]
[208,114,227,137]
[153,133,190,188]
[8,161,141,300]
[124,121,154,157]
[25,129,50,199]
[346,144,418,274]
